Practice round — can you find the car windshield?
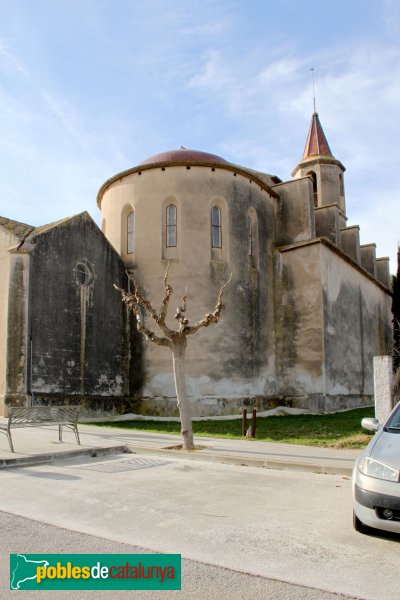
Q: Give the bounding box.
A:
[385,403,400,430]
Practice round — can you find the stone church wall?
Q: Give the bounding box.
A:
[3,214,143,417]
[101,165,279,415]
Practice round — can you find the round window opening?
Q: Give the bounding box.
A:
[74,260,94,287]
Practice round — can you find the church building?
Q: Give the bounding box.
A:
[0,113,393,416]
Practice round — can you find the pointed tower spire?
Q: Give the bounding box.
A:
[292,111,346,214]
[302,112,332,159]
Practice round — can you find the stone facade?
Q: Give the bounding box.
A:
[0,213,141,416]
[0,113,393,416]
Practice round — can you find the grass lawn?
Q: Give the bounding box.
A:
[88,406,376,449]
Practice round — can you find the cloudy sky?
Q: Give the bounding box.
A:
[0,0,399,270]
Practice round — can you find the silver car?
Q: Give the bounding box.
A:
[352,401,400,534]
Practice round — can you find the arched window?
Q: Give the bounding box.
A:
[247,208,259,269]
[339,173,345,210]
[248,216,253,257]
[127,210,135,254]
[166,204,177,247]
[211,206,222,248]
[308,171,318,207]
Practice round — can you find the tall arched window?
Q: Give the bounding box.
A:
[339,173,345,210]
[166,204,177,247]
[211,206,222,248]
[247,208,259,269]
[127,210,135,254]
[308,171,318,207]
[248,216,253,257]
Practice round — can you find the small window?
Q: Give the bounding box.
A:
[127,210,135,254]
[339,173,345,209]
[308,171,318,207]
[211,206,222,248]
[166,204,177,247]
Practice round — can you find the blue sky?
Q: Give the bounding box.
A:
[0,0,399,270]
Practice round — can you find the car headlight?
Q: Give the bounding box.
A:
[358,457,399,482]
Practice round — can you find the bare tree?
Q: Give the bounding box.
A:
[114,267,231,450]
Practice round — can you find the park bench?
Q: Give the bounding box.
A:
[0,406,80,453]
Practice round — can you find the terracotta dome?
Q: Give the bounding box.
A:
[139,148,229,166]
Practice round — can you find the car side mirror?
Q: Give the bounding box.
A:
[361,417,380,432]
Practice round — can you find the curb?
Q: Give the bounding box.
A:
[0,443,355,476]
[0,445,130,469]
[126,444,354,476]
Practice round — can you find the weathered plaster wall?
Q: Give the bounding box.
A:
[0,231,11,407]
[274,239,392,411]
[5,250,31,409]
[293,160,345,212]
[274,241,325,405]
[27,214,134,404]
[340,225,361,264]
[273,178,315,246]
[314,204,341,245]
[101,166,277,408]
[0,230,19,411]
[321,243,392,403]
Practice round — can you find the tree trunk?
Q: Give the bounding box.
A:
[172,343,194,450]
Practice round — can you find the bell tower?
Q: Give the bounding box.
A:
[292,112,346,215]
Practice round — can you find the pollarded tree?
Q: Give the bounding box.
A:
[114,267,231,450]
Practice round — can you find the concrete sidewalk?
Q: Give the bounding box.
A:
[0,418,360,474]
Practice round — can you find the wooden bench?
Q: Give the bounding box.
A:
[0,406,81,453]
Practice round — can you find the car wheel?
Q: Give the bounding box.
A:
[353,511,367,533]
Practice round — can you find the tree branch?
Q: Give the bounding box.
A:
[184,273,232,335]
[119,274,172,338]
[159,263,173,326]
[114,284,172,348]
[175,286,189,332]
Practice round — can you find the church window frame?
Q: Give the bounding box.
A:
[211,206,222,249]
[248,215,253,257]
[308,171,318,207]
[127,210,135,254]
[247,208,259,269]
[166,204,177,248]
[74,259,95,287]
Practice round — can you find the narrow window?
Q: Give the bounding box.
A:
[248,216,253,256]
[339,173,345,209]
[211,206,222,248]
[166,204,177,247]
[127,210,135,254]
[308,171,318,207]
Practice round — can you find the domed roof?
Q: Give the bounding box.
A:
[139,148,229,166]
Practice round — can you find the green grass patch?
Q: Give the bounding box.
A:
[87,406,375,449]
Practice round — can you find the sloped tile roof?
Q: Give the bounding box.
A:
[302,112,333,159]
[0,216,34,240]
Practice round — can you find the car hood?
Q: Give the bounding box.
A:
[370,431,400,470]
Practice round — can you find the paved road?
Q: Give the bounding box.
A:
[1,511,354,599]
[0,451,399,599]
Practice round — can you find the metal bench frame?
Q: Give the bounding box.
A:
[0,406,80,453]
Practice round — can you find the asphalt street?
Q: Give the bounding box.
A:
[0,451,399,599]
[1,511,355,600]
